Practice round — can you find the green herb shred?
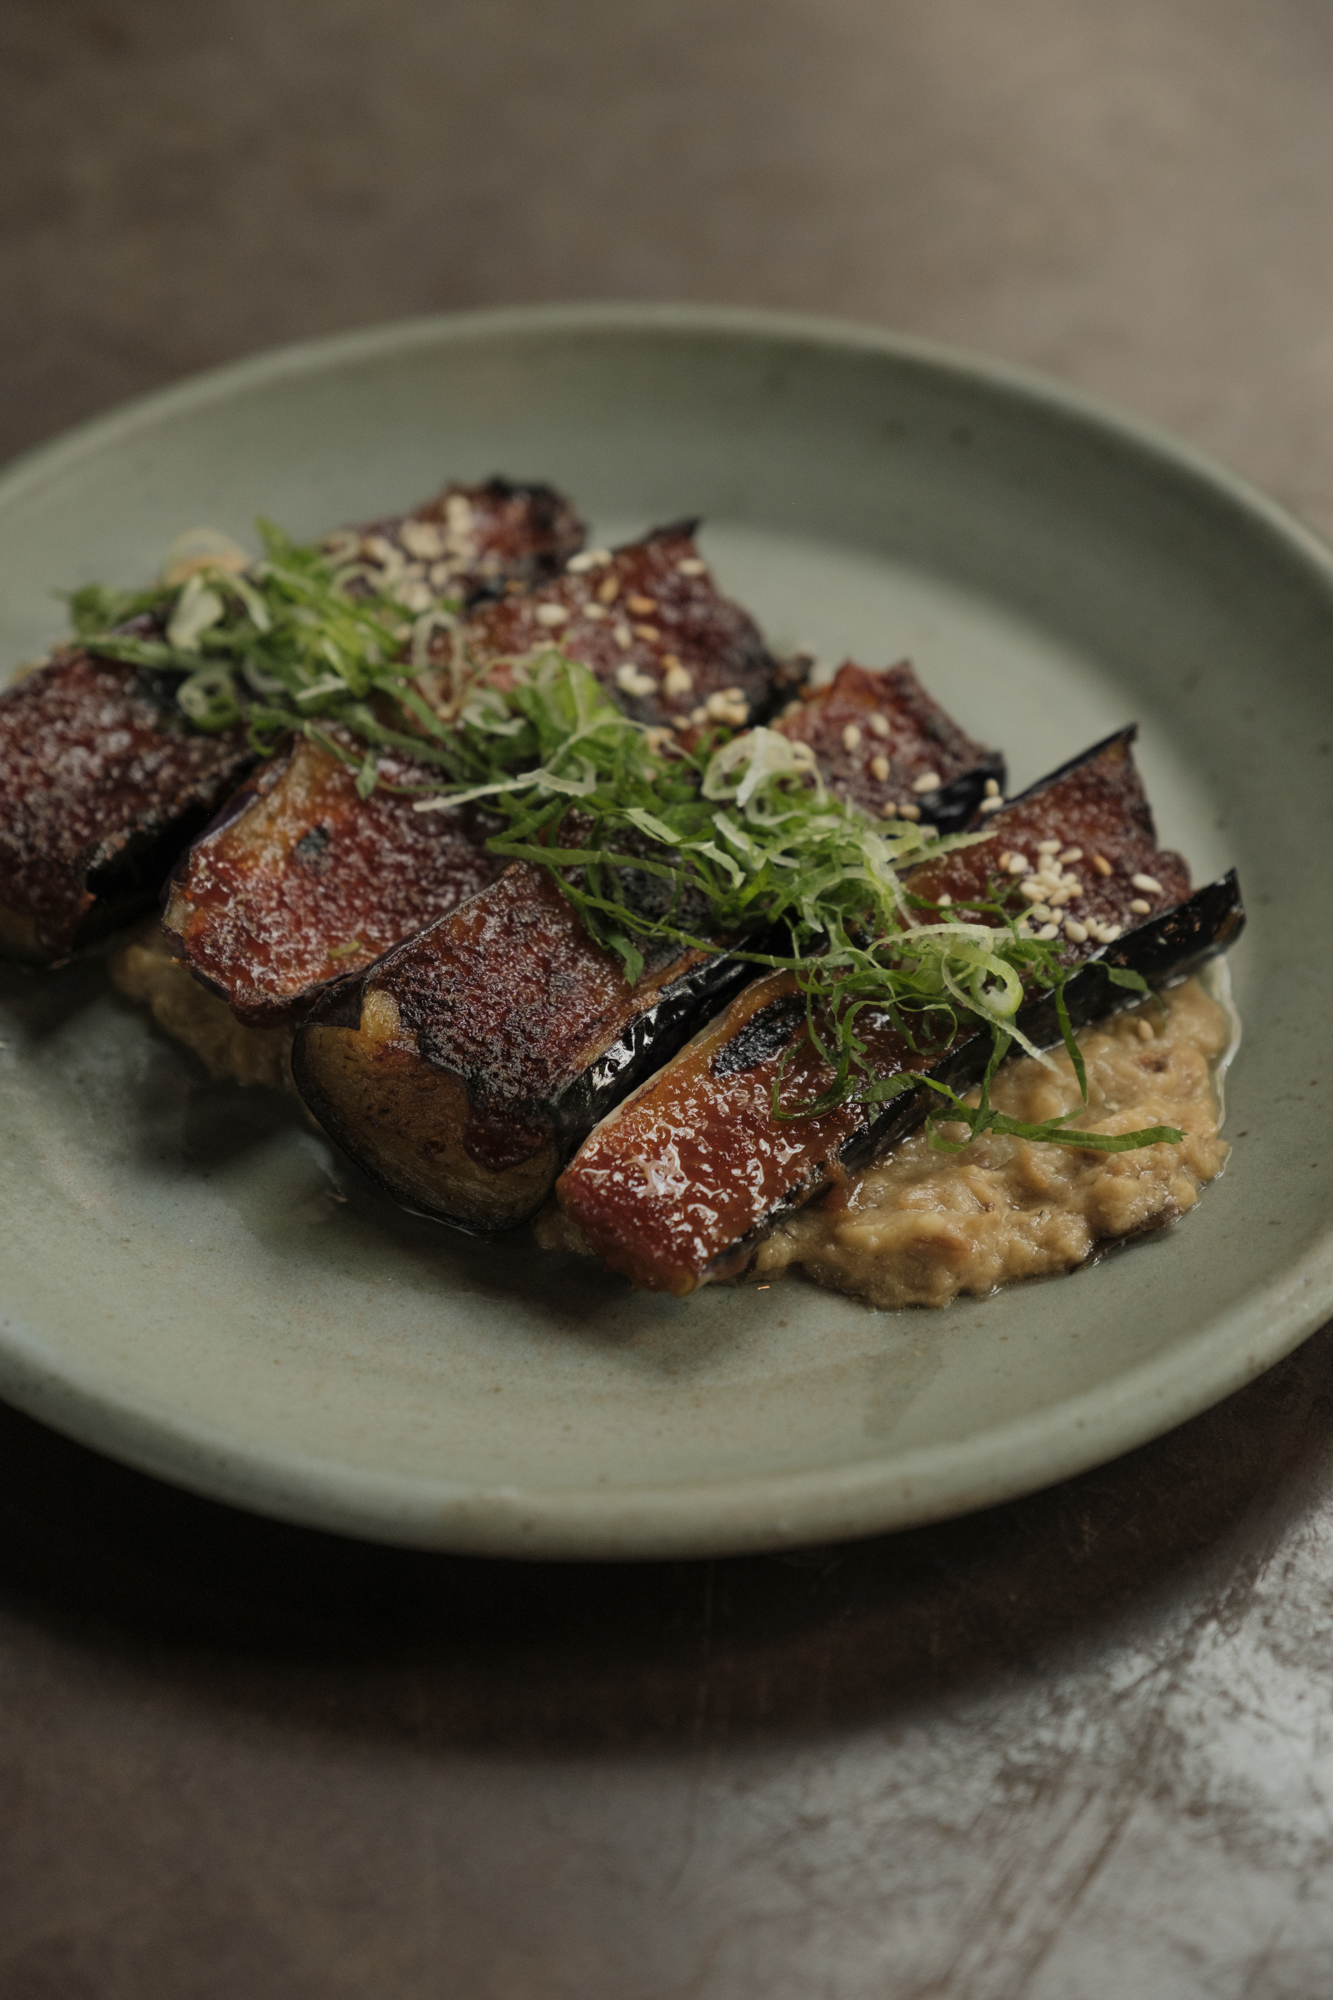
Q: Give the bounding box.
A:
[69,529,1179,1154]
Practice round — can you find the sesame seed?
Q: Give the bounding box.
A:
[633,624,660,642]
[663,661,693,699]
[535,603,570,627]
[1129,897,1151,915]
[979,794,1005,813]
[643,726,674,754]
[1092,853,1112,875]
[1029,903,1052,921]
[937,893,952,907]
[400,519,447,561]
[583,603,607,621]
[614,623,633,648]
[567,549,611,572]
[1064,919,1088,943]
[913,770,942,794]
[842,723,862,752]
[984,777,1000,797]
[871,754,890,782]
[1059,847,1082,863]
[880,801,900,819]
[1136,1019,1154,1041]
[597,575,620,604]
[615,662,657,697]
[676,557,707,576]
[689,705,708,726]
[899,801,922,821]
[1101,924,1121,941]
[1036,922,1060,940]
[1036,838,1061,855]
[1005,854,1027,874]
[867,712,891,739]
[1131,873,1163,895]
[1020,881,1046,901]
[627,594,658,616]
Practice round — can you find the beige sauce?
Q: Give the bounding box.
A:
[109,922,295,1092]
[750,977,1232,1309]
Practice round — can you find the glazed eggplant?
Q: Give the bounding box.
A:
[164,523,791,1028]
[778,661,1004,833]
[0,479,584,969]
[555,729,1245,1295]
[290,662,1004,1231]
[421,522,798,732]
[0,649,255,966]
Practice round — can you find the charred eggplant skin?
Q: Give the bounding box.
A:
[291,659,1003,1233]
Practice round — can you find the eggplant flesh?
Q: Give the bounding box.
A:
[0,479,583,970]
[291,662,1005,1232]
[555,729,1244,1295]
[162,731,504,1028]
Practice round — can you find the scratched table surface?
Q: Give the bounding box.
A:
[4,4,1333,1994]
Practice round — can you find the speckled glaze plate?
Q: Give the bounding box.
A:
[0,304,1328,1558]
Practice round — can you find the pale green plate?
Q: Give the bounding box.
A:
[0,305,1325,1558]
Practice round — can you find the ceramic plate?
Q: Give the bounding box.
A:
[1,305,1328,1558]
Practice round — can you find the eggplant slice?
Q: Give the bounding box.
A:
[0,479,583,969]
[165,523,792,1028]
[555,729,1245,1295]
[291,662,1004,1231]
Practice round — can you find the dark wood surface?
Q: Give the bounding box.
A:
[4,4,1333,1992]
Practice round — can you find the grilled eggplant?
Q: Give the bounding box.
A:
[0,649,255,965]
[0,479,584,969]
[291,662,1003,1231]
[556,730,1245,1294]
[164,523,793,1028]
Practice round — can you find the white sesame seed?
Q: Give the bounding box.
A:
[979,794,1005,813]
[912,770,942,794]
[535,602,570,627]
[1092,853,1112,876]
[867,712,891,739]
[1029,903,1052,921]
[400,519,447,561]
[1005,854,1027,874]
[614,622,633,648]
[1129,897,1151,915]
[1036,922,1060,940]
[937,893,952,906]
[898,801,922,821]
[663,662,693,699]
[1101,923,1121,941]
[615,662,657,697]
[880,800,900,819]
[1131,873,1163,895]
[1059,847,1082,864]
[676,557,707,576]
[1020,881,1046,901]
[1136,1019,1154,1041]
[1064,919,1088,943]
[634,624,661,642]
[582,602,607,621]
[1036,838,1061,855]
[842,723,862,753]
[870,754,890,782]
[984,777,1000,797]
[567,549,611,572]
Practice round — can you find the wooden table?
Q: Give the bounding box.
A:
[4,4,1332,1991]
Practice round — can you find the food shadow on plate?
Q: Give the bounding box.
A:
[1,1316,1331,1758]
[107,979,755,1365]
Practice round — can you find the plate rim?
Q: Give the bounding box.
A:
[3,299,1331,1559]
